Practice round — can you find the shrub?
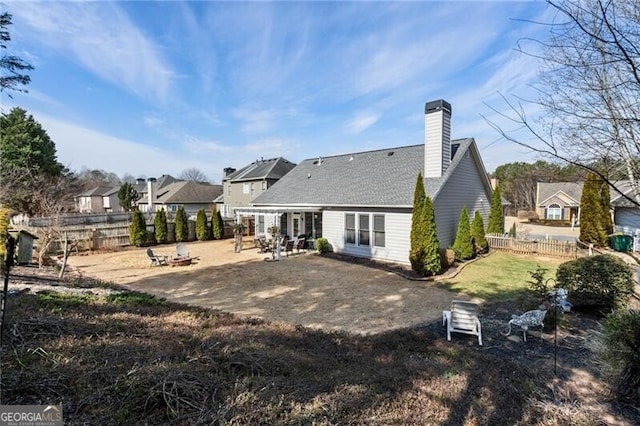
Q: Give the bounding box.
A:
[175,206,188,242]
[452,207,474,260]
[471,210,488,254]
[154,208,168,244]
[195,208,209,241]
[212,210,224,240]
[556,254,634,312]
[315,237,330,254]
[487,185,504,234]
[508,222,517,238]
[526,265,553,299]
[0,207,10,259]
[129,209,147,247]
[596,309,640,404]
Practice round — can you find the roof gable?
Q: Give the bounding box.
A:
[537,182,582,206]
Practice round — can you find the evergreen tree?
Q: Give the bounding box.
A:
[598,177,613,237]
[487,185,504,234]
[471,210,488,253]
[508,222,517,238]
[409,172,442,276]
[212,210,224,240]
[154,208,168,244]
[410,173,427,274]
[118,182,139,212]
[195,208,209,241]
[129,209,147,247]
[1,13,34,94]
[580,172,608,246]
[452,207,474,260]
[421,195,442,275]
[175,206,188,242]
[0,107,65,214]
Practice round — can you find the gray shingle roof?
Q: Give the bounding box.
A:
[537,182,582,206]
[156,181,223,204]
[252,138,475,207]
[225,157,296,182]
[78,186,115,197]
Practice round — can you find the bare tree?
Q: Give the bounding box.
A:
[486,0,639,207]
[179,167,210,183]
[28,174,77,274]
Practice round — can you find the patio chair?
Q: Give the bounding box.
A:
[284,239,295,257]
[442,300,483,345]
[295,237,306,254]
[257,238,271,253]
[146,248,169,266]
[176,243,190,258]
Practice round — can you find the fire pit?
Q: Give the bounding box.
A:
[169,256,192,267]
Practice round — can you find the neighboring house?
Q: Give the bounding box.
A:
[238,99,494,265]
[535,182,582,222]
[75,186,115,213]
[138,180,223,216]
[610,180,640,235]
[220,157,296,218]
[536,180,640,234]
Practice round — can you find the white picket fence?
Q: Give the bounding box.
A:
[486,233,578,258]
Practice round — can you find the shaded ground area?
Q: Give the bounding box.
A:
[64,239,459,335]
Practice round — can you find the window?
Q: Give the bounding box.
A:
[345,214,356,244]
[251,182,255,196]
[547,204,562,220]
[243,183,250,194]
[169,205,178,212]
[262,181,267,191]
[258,215,265,234]
[358,214,370,246]
[373,215,385,247]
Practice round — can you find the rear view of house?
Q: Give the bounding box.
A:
[242,99,494,265]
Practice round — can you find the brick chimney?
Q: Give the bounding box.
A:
[424,99,452,179]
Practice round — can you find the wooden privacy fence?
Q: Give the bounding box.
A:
[27,218,242,253]
[485,233,578,259]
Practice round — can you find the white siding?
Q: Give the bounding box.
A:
[323,210,412,264]
[425,110,451,179]
[433,150,492,248]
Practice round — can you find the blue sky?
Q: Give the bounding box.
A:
[2,1,551,183]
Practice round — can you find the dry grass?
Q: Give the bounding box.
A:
[1,270,638,425]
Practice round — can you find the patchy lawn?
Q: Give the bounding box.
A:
[1,252,638,425]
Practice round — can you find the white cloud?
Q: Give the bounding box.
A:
[31,112,212,178]
[12,2,174,102]
[243,138,297,155]
[181,136,233,154]
[346,112,381,134]
[232,108,276,134]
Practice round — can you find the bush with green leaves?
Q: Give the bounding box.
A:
[526,265,553,299]
[487,185,504,234]
[596,309,640,404]
[409,173,441,276]
[451,207,474,260]
[508,222,517,238]
[154,208,168,244]
[556,254,634,311]
[212,210,224,240]
[315,237,330,254]
[195,208,209,241]
[175,206,188,242]
[470,211,488,254]
[129,209,147,247]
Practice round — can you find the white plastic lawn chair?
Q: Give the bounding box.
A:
[442,300,483,346]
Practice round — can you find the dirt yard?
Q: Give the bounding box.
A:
[65,239,458,335]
